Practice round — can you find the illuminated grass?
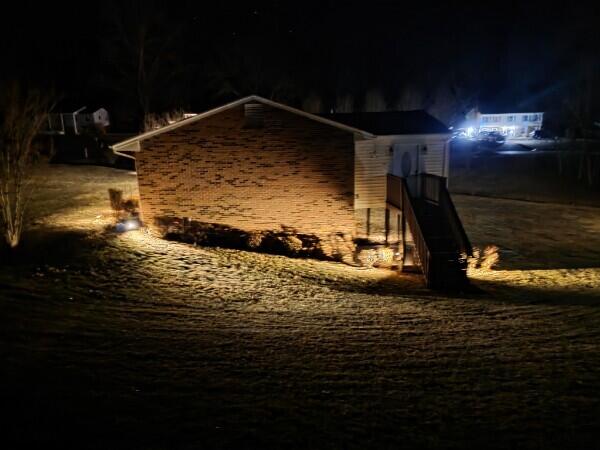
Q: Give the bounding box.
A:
[0,164,599,449]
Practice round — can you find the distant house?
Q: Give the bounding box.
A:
[462,109,544,138]
[113,96,471,287]
[40,106,114,165]
[479,112,543,138]
[43,106,110,135]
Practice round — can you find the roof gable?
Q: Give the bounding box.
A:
[112,95,374,151]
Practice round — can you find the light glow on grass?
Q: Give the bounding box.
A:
[468,266,600,299]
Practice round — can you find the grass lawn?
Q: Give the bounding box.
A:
[1,165,599,449]
[449,150,600,207]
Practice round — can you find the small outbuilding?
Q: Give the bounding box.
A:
[113,95,469,285]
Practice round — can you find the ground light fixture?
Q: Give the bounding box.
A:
[116,218,141,233]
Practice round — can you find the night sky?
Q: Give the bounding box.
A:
[2,1,598,130]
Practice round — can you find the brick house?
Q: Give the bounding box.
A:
[112,95,451,261]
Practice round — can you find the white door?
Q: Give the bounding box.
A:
[390,144,421,178]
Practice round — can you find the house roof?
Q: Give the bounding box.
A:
[319,110,450,135]
[112,95,375,152]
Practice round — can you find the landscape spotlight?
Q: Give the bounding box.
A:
[125,219,139,231]
[116,218,141,233]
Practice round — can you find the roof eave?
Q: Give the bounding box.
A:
[112,96,256,151]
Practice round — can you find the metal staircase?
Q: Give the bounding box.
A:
[387,174,472,289]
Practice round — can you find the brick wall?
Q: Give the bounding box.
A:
[135,104,356,257]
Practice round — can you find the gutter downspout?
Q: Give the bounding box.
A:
[112,148,137,160]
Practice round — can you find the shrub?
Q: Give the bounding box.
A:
[280,235,303,254]
[108,189,139,221]
[122,198,139,213]
[467,247,481,271]
[357,249,378,268]
[467,245,500,270]
[108,189,123,217]
[247,232,264,249]
[328,232,356,263]
[480,245,500,270]
[155,217,330,259]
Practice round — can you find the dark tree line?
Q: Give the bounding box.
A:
[1,0,598,133]
[88,1,489,130]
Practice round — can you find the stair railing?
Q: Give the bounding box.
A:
[388,173,472,288]
[403,178,432,284]
[416,174,473,257]
[438,184,473,257]
[387,174,433,285]
[386,173,403,210]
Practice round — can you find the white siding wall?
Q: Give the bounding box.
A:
[420,140,447,176]
[355,138,387,209]
[354,134,450,209]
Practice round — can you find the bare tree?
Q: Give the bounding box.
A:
[302,92,324,114]
[0,83,53,248]
[564,57,598,186]
[428,72,479,127]
[99,2,188,131]
[204,36,299,103]
[335,94,355,113]
[395,84,428,111]
[364,88,387,112]
[143,109,185,132]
